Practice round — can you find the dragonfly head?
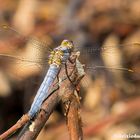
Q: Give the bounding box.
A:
[61,40,74,50]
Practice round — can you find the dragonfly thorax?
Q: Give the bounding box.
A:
[48,50,63,66]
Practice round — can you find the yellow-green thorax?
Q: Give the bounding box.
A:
[48,50,63,66]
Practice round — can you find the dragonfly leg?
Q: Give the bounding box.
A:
[65,63,75,85]
[65,62,81,94]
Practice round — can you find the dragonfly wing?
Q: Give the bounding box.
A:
[0,52,49,81]
[67,35,140,95]
[0,25,52,56]
[0,25,54,80]
[73,33,140,74]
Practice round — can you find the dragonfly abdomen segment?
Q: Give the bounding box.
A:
[28,65,60,118]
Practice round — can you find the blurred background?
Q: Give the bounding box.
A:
[0,0,140,139]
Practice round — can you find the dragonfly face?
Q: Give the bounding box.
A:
[60,40,74,50]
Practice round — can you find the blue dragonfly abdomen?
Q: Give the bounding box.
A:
[28,65,60,118]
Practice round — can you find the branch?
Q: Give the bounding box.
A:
[0,114,30,140]
[18,52,85,140]
[63,92,83,140]
[62,57,84,140]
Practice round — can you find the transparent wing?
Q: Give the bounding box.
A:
[0,25,139,91]
[74,34,140,95]
[0,25,54,80]
[0,25,53,54]
[0,53,49,81]
[74,34,140,77]
[0,38,139,81]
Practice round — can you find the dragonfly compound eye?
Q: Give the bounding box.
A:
[61,40,74,49]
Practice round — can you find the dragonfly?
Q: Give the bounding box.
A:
[0,25,139,100]
[28,39,74,118]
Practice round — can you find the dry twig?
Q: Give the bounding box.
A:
[18,52,84,139]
